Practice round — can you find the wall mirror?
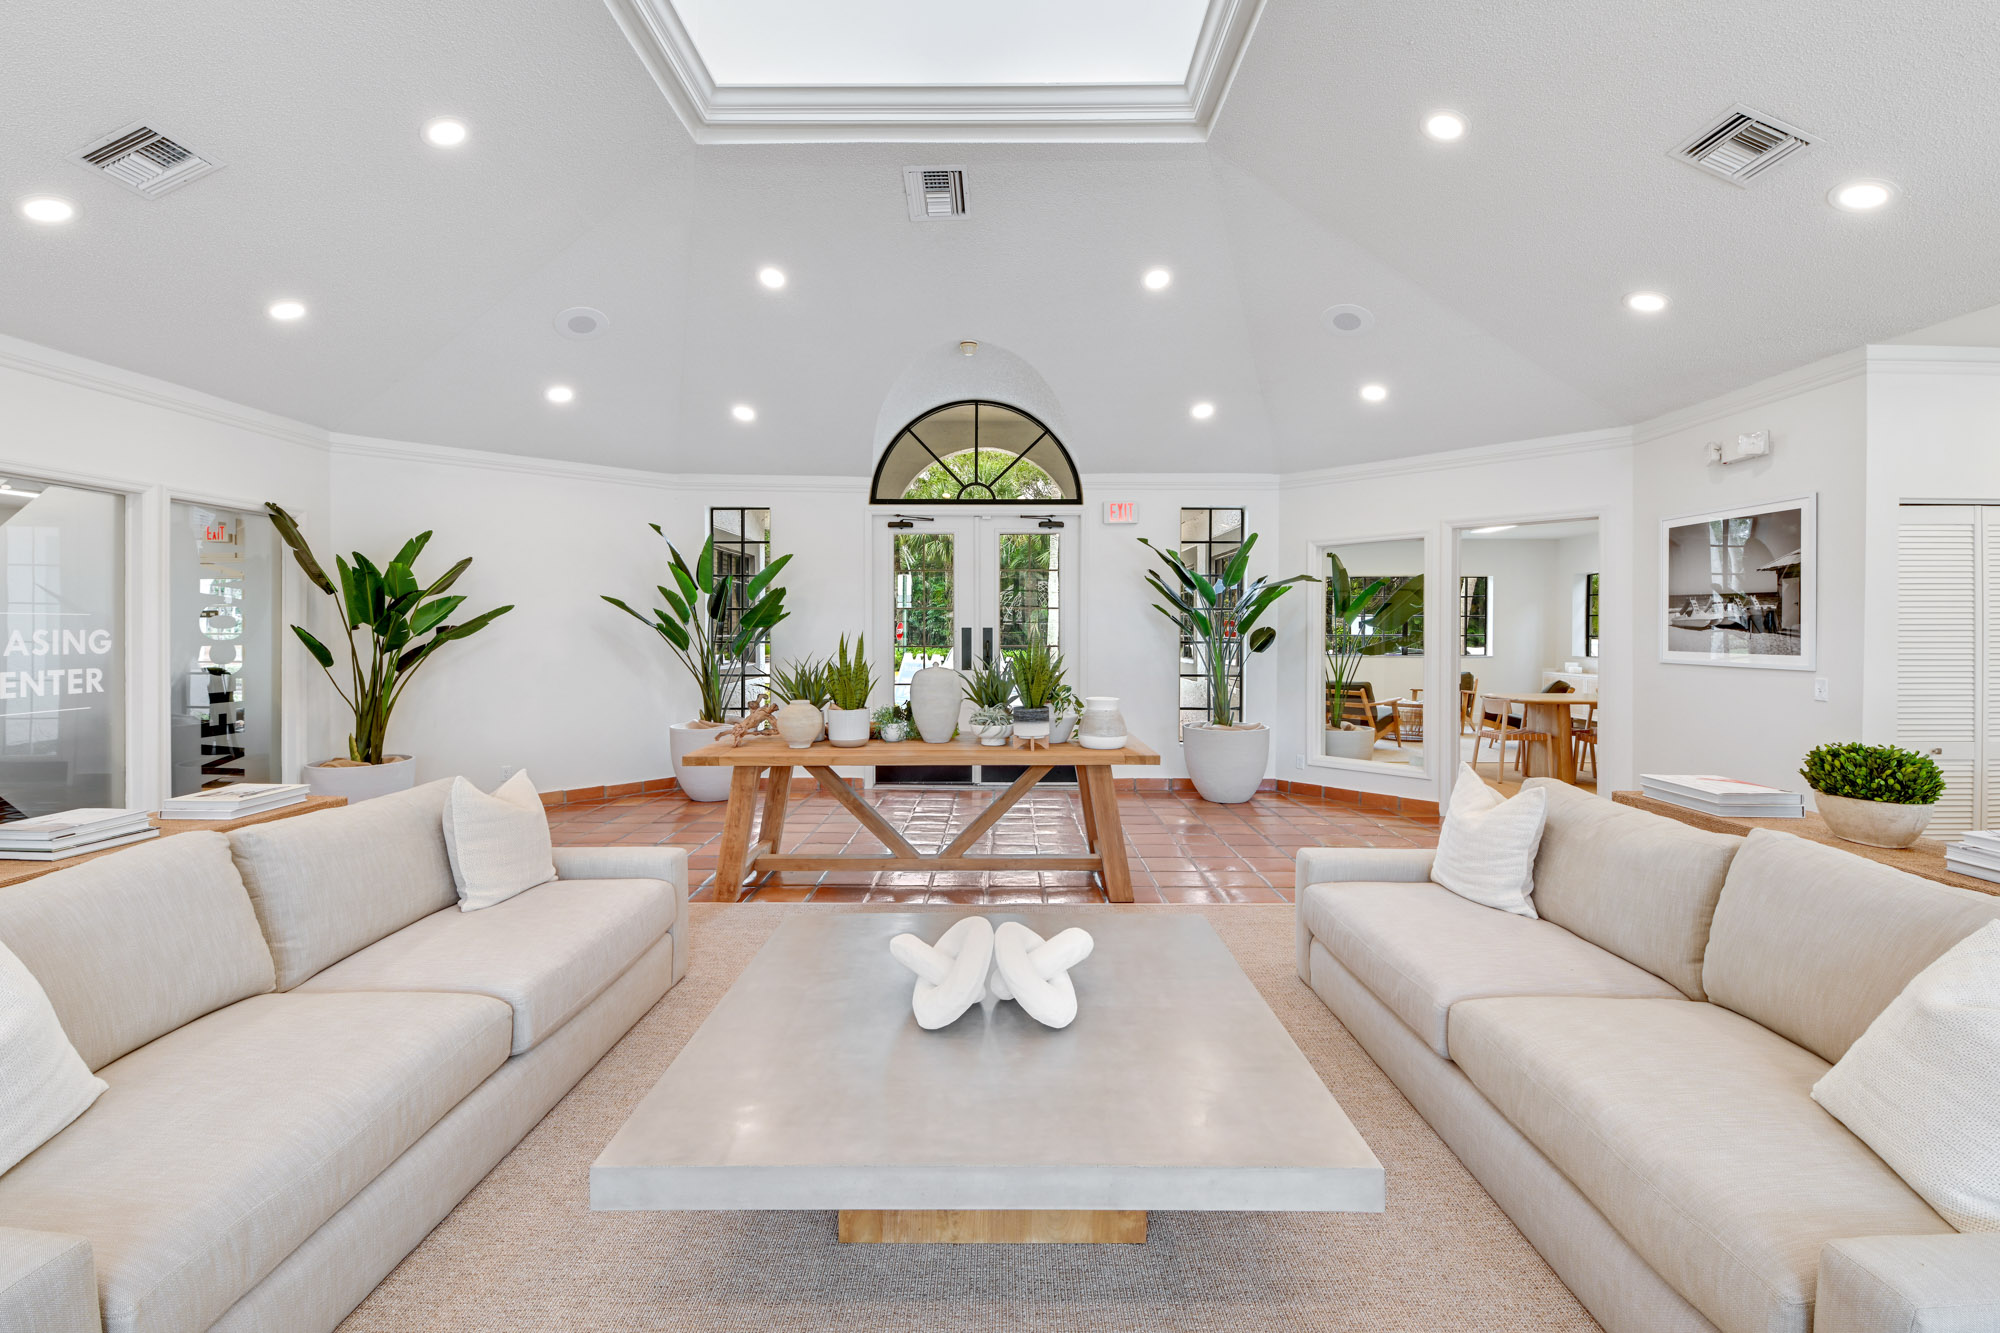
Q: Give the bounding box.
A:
[1320,537,1429,775]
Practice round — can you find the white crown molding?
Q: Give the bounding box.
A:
[1282,427,1634,489]
[328,431,862,493]
[0,332,329,454]
[599,0,1266,144]
[1864,344,2000,375]
[1631,348,1866,444]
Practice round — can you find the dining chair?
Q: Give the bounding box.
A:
[1572,701,1598,780]
[1472,695,1550,776]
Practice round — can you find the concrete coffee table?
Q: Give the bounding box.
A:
[591,911,1383,1243]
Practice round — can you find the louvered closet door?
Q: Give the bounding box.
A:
[1896,506,1980,835]
[1986,512,2000,832]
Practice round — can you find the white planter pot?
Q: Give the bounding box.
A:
[774,702,823,749]
[1814,791,1935,849]
[1049,711,1076,745]
[826,706,872,748]
[669,723,735,802]
[1182,724,1270,804]
[1324,728,1375,761]
[909,666,961,744]
[304,755,416,803]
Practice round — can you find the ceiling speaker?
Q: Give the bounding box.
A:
[554,307,609,339]
[1321,304,1374,336]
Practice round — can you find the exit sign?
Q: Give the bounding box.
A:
[1103,501,1139,525]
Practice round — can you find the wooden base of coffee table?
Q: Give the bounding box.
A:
[837,1209,1147,1244]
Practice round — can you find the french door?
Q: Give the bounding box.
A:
[876,512,1077,784]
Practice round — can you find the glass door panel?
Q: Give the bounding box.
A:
[892,530,957,708]
[170,502,282,794]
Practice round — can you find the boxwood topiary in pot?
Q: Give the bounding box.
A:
[1800,742,1946,849]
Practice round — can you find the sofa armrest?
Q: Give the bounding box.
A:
[1294,846,1436,895]
[1817,1233,2000,1333]
[0,1228,98,1333]
[552,845,688,890]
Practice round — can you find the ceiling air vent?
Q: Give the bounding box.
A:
[903,167,966,221]
[1675,105,1810,185]
[70,123,222,198]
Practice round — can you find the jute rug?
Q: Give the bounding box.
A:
[339,904,1598,1332]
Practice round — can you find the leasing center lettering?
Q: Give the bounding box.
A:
[2,628,114,699]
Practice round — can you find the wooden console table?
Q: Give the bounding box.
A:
[0,794,347,891]
[683,736,1160,903]
[1612,790,1996,897]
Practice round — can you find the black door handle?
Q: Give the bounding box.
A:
[960,627,971,670]
[983,627,994,664]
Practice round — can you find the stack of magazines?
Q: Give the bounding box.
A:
[158,782,310,821]
[1640,775,1805,819]
[1946,832,2000,885]
[0,809,158,861]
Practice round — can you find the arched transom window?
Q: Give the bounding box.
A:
[871,400,1081,504]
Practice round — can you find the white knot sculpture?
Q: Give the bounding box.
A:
[888,916,995,1030]
[888,917,1094,1030]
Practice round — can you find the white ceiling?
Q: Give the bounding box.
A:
[4,0,2000,478]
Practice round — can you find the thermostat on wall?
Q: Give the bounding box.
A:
[1103,501,1139,525]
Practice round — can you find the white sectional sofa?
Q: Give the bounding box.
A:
[0,779,688,1333]
[1296,778,2000,1333]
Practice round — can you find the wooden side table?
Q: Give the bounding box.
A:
[0,794,347,891]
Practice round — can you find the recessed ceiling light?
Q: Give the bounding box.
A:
[758,266,786,289]
[1830,180,1896,212]
[1469,524,1518,535]
[1143,268,1172,291]
[1624,291,1669,314]
[1359,383,1388,403]
[1189,401,1215,420]
[545,384,575,405]
[267,300,307,322]
[1423,111,1467,142]
[732,404,757,422]
[19,197,75,224]
[424,118,468,148]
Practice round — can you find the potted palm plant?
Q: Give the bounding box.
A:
[1801,742,1947,848]
[1323,556,1424,761]
[1006,637,1065,742]
[267,504,513,801]
[823,635,877,747]
[1140,533,1315,803]
[603,526,791,801]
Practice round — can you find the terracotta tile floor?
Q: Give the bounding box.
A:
[547,785,1440,905]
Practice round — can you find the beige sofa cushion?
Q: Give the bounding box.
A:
[1300,880,1683,1058]
[1450,995,1950,1333]
[0,988,509,1333]
[1704,830,2000,1063]
[0,832,274,1070]
[297,876,676,1054]
[1523,779,1740,999]
[228,779,458,989]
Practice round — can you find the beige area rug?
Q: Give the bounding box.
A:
[339,904,1599,1332]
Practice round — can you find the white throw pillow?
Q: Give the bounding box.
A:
[0,937,106,1174]
[1429,764,1548,918]
[1813,920,2000,1232]
[442,770,557,911]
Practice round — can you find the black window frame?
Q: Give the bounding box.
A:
[1584,571,1601,658]
[708,506,773,717]
[869,400,1083,505]
[1177,507,1245,732]
[1460,575,1492,657]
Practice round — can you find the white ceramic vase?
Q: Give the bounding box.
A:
[1183,723,1270,804]
[1324,727,1374,761]
[1049,710,1077,745]
[909,666,961,743]
[669,722,735,801]
[825,706,871,748]
[774,701,824,749]
[1814,791,1935,849]
[1076,696,1127,750]
[303,755,416,803]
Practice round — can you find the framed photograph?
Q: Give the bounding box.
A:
[1659,495,1815,669]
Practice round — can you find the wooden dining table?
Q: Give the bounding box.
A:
[681,735,1161,903]
[1481,693,1596,783]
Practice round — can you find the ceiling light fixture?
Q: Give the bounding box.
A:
[1189,401,1215,420]
[732,404,757,422]
[758,266,786,289]
[424,118,468,148]
[1143,268,1172,291]
[267,300,307,322]
[1624,291,1669,314]
[1468,524,1518,535]
[545,385,575,404]
[1359,383,1388,403]
[959,340,978,356]
[1423,111,1467,142]
[19,197,75,224]
[1829,180,1896,212]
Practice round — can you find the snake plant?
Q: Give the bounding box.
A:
[267,503,513,765]
[1006,636,1065,710]
[603,527,792,724]
[1140,532,1315,727]
[824,634,878,711]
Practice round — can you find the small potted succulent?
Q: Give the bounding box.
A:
[1006,637,1065,742]
[1801,742,1947,849]
[970,704,1014,746]
[960,652,1015,736]
[873,703,910,743]
[822,634,876,748]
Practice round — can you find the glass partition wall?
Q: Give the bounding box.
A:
[169,502,283,794]
[1319,537,1429,775]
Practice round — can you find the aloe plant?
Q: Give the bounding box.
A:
[1140,533,1315,727]
[267,503,513,765]
[824,634,878,711]
[961,653,1016,709]
[1324,554,1424,728]
[770,657,830,708]
[603,528,792,724]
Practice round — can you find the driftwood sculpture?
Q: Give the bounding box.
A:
[719,697,778,746]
